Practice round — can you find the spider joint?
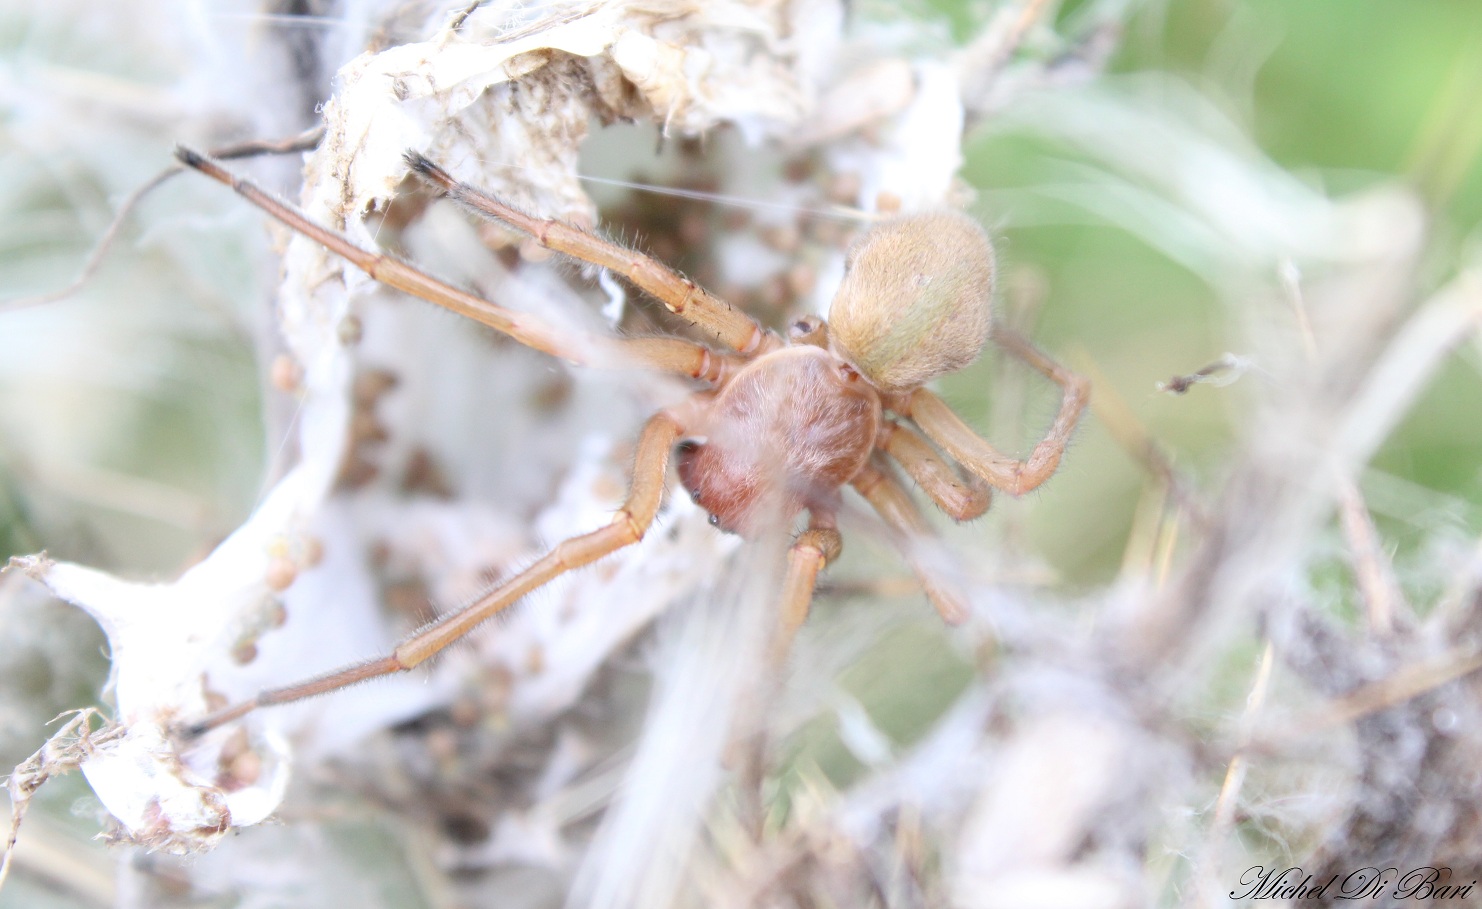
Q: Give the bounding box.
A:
[611,509,646,545]
[795,528,843,566]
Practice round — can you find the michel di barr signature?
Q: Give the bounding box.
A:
[1232,866,1476,901]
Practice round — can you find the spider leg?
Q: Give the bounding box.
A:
[184,410,686,736]
[175,148,733,384]
[405,154,776,357]
[898,327,1089,496]
[877,420,991,521]
[851,460,971,624]
[772,510,843,661]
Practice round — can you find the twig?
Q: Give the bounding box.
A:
[1335,475,1407,636]
[0,125,324,313]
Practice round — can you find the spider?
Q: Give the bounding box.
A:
[175,146,1089,736]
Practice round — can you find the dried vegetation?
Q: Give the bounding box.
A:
[1,1,1480,908]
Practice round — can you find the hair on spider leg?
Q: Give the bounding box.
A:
[170,146,1087,735]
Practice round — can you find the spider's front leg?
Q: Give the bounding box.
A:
[404,154,778,357]
[174,147,735,384]
[899,327,1089,496]
[184,410,686,737]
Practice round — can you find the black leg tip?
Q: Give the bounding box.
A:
[176,719,209,740]
[175,145,207,169]
[403,151,454,190]
[403,150,434,174]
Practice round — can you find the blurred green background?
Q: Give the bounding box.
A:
[946,0,1482,584]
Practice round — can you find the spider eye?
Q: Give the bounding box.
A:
[708,513,721,527]
[676,440,701,456]
[788,315,826,345]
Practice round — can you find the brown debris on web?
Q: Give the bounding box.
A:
[2,709,122,890]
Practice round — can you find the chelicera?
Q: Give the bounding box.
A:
[176,146,1089,736]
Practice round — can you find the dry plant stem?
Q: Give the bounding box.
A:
[876,420,991,520]
[9,453,213,530]
[1,127,325,313]
[5,816,116,907]
[959,0,1061,120]
[851,461,970,624]
[447,0,487,31]
[173,147,732,384]
[1336,475,1406,635]
[405,154,774,356]
[209,125,328,159]
[1152,506,1181,587]
[899,327,1089,495]
[1298,647,1482,736]
[985,0,1057,77]
[187,411,685,736]
[1243,646,1482,762]
[1212,643,1274,828]
[1279,259,1320,362]
[1,709,122,893]
[1196,641,1275,908]
[0,170,172,314]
